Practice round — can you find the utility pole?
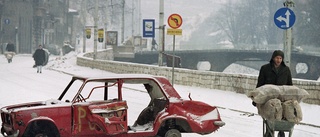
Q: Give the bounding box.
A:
[158,0,164,66]
[104,0,109,49]
[131,1,134,38]
[283,0,294,68]
[93,0,98,59]
[138,0,141,36]
[121,0,125,43]
[82,0,87,53]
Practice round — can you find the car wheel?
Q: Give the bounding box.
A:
[27,121,60,137]
[32,128,59,137]
[164,129,181,137]
[34,133,48,137]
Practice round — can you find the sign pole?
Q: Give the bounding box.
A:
[83,27,86,53]
[167,13,182,85]
[283,0,294,68]
[172,35,175,86]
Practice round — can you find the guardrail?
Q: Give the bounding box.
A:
[77,51,320,105]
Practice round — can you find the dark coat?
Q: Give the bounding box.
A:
[256,60,293,88]
[33,49,46,66]
[6,43,15,52]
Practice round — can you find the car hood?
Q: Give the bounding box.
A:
[1,99,68,113]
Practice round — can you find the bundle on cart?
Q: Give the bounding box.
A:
[247,85,309,123]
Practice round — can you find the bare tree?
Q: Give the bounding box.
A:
[295,0,320,46]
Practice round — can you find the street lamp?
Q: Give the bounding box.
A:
[15,27,19,53]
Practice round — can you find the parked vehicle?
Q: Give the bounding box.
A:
[1,74,224,137]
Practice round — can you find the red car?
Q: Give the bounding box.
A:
[1,74,224,137]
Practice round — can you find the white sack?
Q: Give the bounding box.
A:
[282,100,302,123]
[247,85,309,104]
[257,98,283,121]
[278,85,310,102]
[246,84,281,104]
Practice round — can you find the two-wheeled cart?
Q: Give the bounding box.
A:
[263,118,295,137]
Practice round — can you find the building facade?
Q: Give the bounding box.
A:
[0,0,76,54]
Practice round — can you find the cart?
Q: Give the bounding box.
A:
[263,118,295,137]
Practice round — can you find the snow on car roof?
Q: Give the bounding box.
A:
[72,73,163,80]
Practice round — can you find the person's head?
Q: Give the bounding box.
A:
[270,50,284,67]
[38,45,43,49]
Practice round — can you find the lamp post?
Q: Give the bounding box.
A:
[15,27,19,53]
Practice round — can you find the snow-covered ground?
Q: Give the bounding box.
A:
[0,53,319,137]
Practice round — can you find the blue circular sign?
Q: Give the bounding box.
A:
[274,8,296,29]
[4,19,10,24]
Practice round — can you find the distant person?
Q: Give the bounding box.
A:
[151,38,158,51]
[255,50,293,137]
[6,42,15,52]
[33,45,46,73]
[5,41,15,63]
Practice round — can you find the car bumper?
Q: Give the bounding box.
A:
[1,131,19,137]
[214,121,225,127]
[1,126,19,137]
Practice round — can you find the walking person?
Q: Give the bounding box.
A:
[5,41,16,63]
[33,45,46,73]
[151,38,158,51]
[6,41,15,52]
[255,50,293,137]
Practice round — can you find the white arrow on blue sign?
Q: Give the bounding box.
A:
[142,19,155,38]
[274,8,296,30]
[4,19,10,24]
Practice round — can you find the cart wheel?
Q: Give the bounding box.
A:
[278,131,285,137]
[164,129,181,137]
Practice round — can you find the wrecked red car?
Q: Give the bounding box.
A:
[1,74,224,137]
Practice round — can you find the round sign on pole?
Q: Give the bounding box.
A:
[274,8,296,29]
[4,19,10,24]
[167,14,183,29]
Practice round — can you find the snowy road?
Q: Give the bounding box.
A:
[0,54,319,137]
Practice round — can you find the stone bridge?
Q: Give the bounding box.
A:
[115,49,320,80]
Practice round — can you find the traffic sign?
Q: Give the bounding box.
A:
[4,19,10,24]
[168,14,183,29]
[85,28,91,39]
[167,29,182,35]
[142,19,155,38]
[274,8,296,29]
[98,29,104,42]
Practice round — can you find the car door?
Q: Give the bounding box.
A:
[73,101,128,136]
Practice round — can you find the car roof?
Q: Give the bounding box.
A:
[72,73,162,81]
[71,73,181,99]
